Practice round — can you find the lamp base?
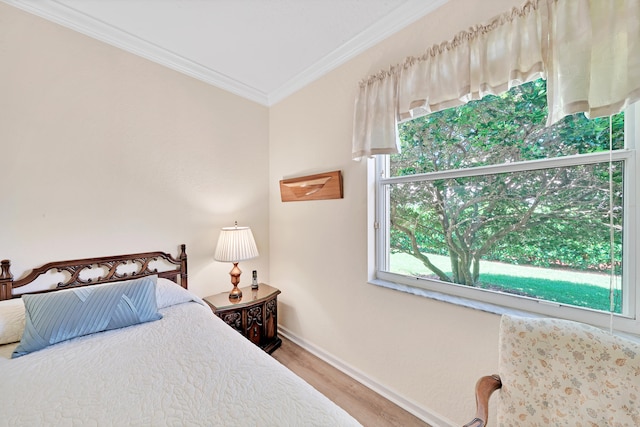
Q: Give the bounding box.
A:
[229,285,243,299]
[227,262,243,299]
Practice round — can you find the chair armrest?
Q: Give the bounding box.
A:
[463,374,502,427]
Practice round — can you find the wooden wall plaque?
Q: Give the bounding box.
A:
[279,170,343,202]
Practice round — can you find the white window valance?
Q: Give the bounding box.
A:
[352,0,640,160]
[546,0,640,123]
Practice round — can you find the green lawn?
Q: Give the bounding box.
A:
[390,252,621,313]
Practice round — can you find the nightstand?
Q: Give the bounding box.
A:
[203,284,282,354]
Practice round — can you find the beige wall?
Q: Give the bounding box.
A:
[4,0,531,424]
[269,0,524,424]
[0,3,270,298]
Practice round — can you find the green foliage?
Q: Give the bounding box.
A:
[390,252,622,314]
[389,78,625,301]
[477,274,622,313]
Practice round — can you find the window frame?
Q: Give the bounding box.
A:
[372,103,640,335]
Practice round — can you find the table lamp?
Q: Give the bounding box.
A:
[214,222,259,299]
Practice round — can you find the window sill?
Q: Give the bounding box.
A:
[369,278,640,342]
[368,278,541,319]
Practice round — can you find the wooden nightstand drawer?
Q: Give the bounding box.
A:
[203,284,282,354]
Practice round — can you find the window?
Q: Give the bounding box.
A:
[374,79,639,333]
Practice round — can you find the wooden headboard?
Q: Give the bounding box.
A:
[0,244,187,300]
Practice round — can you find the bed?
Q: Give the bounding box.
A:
[0,245,360,426]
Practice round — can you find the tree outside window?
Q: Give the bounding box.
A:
[380,79,627,313]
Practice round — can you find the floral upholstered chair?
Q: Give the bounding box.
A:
[464,315,640,427]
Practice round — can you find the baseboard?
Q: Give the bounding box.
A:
[278,326,455,427]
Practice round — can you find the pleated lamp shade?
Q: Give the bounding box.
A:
[214,225,259,263]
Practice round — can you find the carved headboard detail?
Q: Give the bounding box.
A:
[0,244,187,301]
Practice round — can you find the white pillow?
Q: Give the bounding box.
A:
[156,277,204,308]
[0,298,26,345]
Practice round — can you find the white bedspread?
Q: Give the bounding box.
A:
[0,301,360,426]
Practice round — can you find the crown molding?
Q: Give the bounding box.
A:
[268,0,449,105]
[3,0,270,105]
[5,0,447,107]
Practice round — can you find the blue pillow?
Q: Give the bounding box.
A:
[12,276,162,358]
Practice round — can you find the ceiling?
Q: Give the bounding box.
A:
[6,0,447,105]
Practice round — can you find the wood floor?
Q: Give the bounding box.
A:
[271,337,431,427]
